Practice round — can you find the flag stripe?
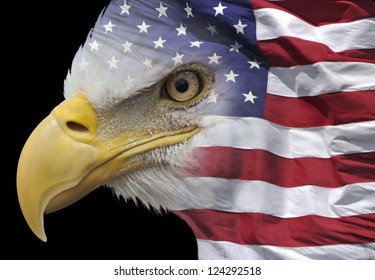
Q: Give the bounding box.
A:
[252,0,375,26]
[190,147,375,188]
[176,210,375,247]
[197,239,375,260]
[177,178,375,218]
[254,8,375,52]
[193,117,375,158]
[267,62,375,98]
[264,90,375,127]
[258,38,375,67]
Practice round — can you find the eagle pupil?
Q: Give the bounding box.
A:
[175,79,189,92]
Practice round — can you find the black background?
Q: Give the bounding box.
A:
[5,0,197,260]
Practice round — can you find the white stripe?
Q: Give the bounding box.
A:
[197,240,375,260]
[194,116,375,158]
[268,62,375,97]
[254,8,375,52]
[176,179,375,218]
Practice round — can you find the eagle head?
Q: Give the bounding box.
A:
[17,0,265,242]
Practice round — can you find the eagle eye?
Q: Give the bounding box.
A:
[165,70,204,102]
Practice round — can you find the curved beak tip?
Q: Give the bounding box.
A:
[35,228,48,242]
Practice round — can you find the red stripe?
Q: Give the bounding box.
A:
[188,147,375,188]
[175,210,375,247]
[258,38,375,67]
[252,0,375,26]
[264,91,375,127]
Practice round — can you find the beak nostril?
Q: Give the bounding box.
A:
[66,121,89,133]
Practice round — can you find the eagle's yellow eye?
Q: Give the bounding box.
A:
[159,64,213,107]
[165,70,204,102]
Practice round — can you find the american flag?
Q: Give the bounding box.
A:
[69,0,375,259]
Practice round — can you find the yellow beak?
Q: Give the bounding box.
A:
[17,92,198,241]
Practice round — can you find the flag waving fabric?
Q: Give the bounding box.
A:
[68,0,375,259]
[173,0,375,259]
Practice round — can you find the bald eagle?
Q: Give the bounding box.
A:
[16,0,375,259]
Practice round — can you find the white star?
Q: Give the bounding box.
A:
[229,41,243,52]
[233,19,247,34]
[224,70,239,83]
[207,91,219,103]
[103,21,116,33]
[153,37,166,49]
[243,91,258,103]
[155,2,168,17]
[120,0,131,15]
[248,58,262,69]
[175,22,187,36]
[213,2,227,16]
[190,41,203,48]
[89,40,100,51]
[124,74,135,88]
[184,3,193,17]
[108,56,119,70]
[78,58,89,72]
[206,22,218,35]
[207,53,222,64]
[143,57,153,69]
[137,21,151,33]
[94,77,104,90]
[121,40,133,53]
[172,51,184,65]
